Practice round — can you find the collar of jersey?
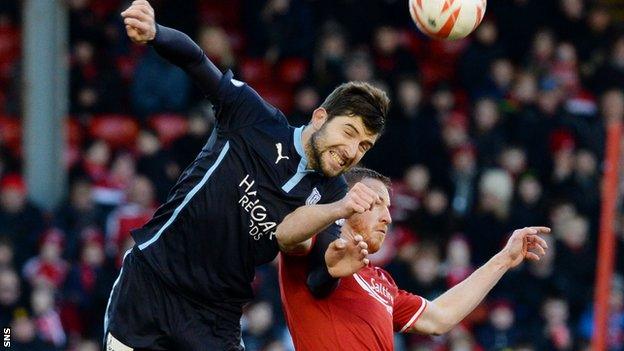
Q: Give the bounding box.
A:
[293,126,315,174]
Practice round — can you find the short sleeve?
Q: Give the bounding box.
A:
[393,290,428,333]
[214,70,287,130]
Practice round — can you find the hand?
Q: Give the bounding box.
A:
[121,0,156,44]
[325,235,369,278]
[500,226,550,268]
[333,182,381,219]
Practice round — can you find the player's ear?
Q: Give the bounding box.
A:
[310,108,328,131]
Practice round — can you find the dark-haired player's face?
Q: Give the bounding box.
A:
[346,178,392,253]
[307,115,377,177]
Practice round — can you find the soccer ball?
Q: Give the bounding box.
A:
[409,0,487,40]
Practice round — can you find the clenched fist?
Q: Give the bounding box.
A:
[333,182,381,219]
[121,0,156,44]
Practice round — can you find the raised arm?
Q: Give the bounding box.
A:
[121,0,222,99]
[409,226,550,335]
[275,182,380,254]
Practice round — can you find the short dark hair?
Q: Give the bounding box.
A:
[344,167,392,190]
[321,82,389,135]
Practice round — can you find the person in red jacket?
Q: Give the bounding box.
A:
[278,167,550,350]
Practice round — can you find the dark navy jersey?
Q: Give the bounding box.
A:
[130,70,347,316]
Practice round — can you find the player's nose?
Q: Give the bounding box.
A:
[380,207,392,225]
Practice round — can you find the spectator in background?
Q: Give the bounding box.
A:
[242,301,284,351]
[69,40,124,115]
[498,145,529,179]
[591,36,624,93]
[105,175,155,263]
[475,58,515,100]
[288,84,320,127]
[198,26,237,73]
[510,174,547,229]
[372,26,416,83]
[526,29,557,78]
[92,152,136,208]
[389,164,430,224]
[571,149,600,218]
[472,98,506,168]
[444,235,474,289]
[477,300,520,350]
[539,297,574,350]
[136,129,179,203]
[459,19,506,96]
[343,50,375,83]
[365,76,424,178]
[22,229,69,290]
[507,70,553,177]
[10,309,57,351]
[409,188,453,246]
[553,215,595,320]
[0,174,46,268]
[0,236,14,268]
[171,111,212,169]
[403,242,446,301]
[553,0,586,44]
[313,24,347,93]
[30,287,66,349]
[253,0,315,61]
[466,169,513,265]
[64,228,115,341]
[130,49,189,117]
[54,178,105,261]
[0,267,21,326]
[449,144,478,218]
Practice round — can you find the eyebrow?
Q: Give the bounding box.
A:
[346,123,376,146]
[345,123,360,135]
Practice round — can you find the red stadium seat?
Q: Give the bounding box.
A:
[240,58,272,85]
[65,117,84,147]
[278,58,308,86]
[148,113,189,147]
[0,22,20,83]
[0,115,21,154]
[88,114,139,149]
[254,85,293,115]
[199,0,242,29]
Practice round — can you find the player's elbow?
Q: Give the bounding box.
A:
[414,304,456,336]
[430,321,455,335]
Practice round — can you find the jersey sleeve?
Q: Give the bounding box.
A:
[393,289,428,333]
[305,224,342,298]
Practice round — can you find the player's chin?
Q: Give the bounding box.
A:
[319,159,345,177]
[366,237,383,254]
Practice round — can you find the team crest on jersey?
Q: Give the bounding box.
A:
[306,187,321,205]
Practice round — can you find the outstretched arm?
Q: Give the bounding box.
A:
[410,226,550,335]
[275,182,380,254]
[121,0,222,99]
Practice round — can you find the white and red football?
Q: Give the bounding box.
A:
[409,0,487,40]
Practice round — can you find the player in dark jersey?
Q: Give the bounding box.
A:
[104,1,388,350]
[278,167,551,350]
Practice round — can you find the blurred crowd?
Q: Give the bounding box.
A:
[0,0,623,350]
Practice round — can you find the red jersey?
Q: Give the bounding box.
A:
[279,253,427,350]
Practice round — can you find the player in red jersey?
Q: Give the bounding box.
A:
[277,167,550,350]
